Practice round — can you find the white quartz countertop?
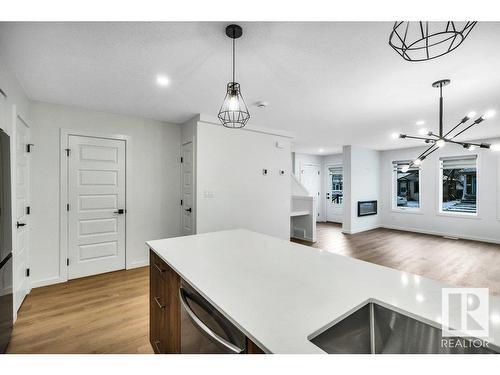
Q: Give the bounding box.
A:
[147,229,500,354]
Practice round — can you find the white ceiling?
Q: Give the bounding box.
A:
[1,21,499,154]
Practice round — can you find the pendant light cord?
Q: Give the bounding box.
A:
[232,36,235,83]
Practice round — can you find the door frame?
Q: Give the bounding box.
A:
[11,110,32,318]
[299,161,321,220]
[180,141,195,235]
[59,129,131,283]
[324,163,343,223]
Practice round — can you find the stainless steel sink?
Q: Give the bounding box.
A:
[309,302,498,354]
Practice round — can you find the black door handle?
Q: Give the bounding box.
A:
[16,221,26,228]
[184,208,192,213]
[113,209,126,214]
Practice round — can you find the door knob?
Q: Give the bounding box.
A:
[184,208,192,213]
[113,209,126,214]
[16,221,26,228]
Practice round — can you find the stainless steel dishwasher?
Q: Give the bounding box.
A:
[179,280,246,354]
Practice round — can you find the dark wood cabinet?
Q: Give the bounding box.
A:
[149,248,265,354]
[149,249,180,354]
[246,338,266,354]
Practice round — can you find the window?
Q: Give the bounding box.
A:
[440,156,477,214]
[392,161,420,210]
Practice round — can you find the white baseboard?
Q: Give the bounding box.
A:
[380,224,500,245]
[127,259,149,269]
[30,261,149,289]
[30,276,66,289]
[291,235,315,243]
[342,225,381,235]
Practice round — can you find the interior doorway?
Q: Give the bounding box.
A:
[326,165,343,223]
[180,142,194,236]
[61,132,127,280]
[14,115,31,311]
[299,163,321,220]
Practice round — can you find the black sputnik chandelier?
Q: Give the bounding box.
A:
[389,22,477,62]
[217,24,250,128]
[394,79,495,170]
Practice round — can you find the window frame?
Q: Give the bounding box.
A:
[391,160,422,213]
[438,155,480,218]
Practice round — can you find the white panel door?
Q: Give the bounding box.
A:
[14,117,30,311]
[67,135,126,279]
[300,164,321,219]
[181,142,194,235]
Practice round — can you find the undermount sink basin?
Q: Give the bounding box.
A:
[309,302,498,354]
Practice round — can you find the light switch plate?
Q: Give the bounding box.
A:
[203,190,215,198]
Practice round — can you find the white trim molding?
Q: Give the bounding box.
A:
[342,224,381,235]
[380,224,500,245]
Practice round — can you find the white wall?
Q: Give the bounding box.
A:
[29,101,181,287]
[342,145,381,234]
[293,153,322,178]
[379,139,500,244]
[291,174,308,196]
[196,119,292,240]
[0,59,30,132]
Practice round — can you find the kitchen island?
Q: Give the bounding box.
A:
[147,229,500,354]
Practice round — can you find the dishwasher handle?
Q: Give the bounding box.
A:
[179,287,244,354]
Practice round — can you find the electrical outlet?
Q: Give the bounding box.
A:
[262,169,268,175]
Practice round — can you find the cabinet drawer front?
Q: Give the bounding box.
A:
[150,251,169,304]
[150,250,168,353]
[151,251,168,279]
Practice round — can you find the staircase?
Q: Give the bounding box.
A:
[444,194,477,213]
[461,193,476,204]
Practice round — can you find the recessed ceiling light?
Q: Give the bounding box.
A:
[256,101,268,108]
[156,74,170,87]
[416,120,425,126]
[318,148,325,153]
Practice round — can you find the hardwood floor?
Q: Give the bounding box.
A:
[293,222,500,295]
[7,267,153,354]
[8,224,500,353]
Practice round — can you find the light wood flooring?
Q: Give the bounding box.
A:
[7,267,153,354]
[8,223,500,353]
[293,222,500,295]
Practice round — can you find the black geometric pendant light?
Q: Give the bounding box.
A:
[389,22,477,62]
[395,79,495,170]
[218,24,250,128]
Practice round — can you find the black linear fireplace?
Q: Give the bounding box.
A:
[358,200,377,217]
